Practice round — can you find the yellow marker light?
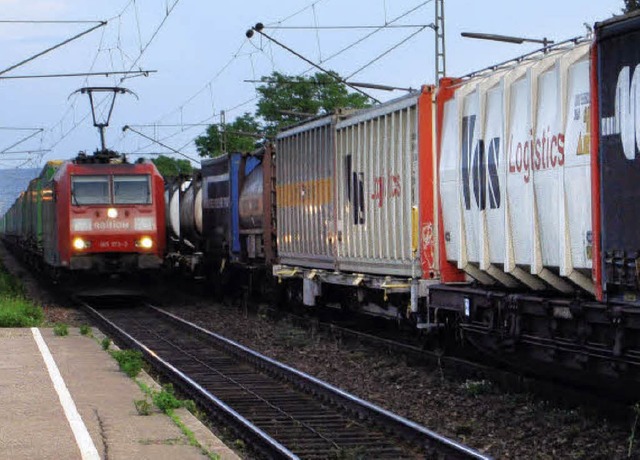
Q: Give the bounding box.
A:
[73,237,87,250]
[138,236,153,249]
[107,208,118,219]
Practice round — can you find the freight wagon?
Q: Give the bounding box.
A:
[273,88,443,320]
[166,146,275,289]
[428,11,640,383]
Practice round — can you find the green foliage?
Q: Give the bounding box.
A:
[0,263,25,297]
[110,349,144,378]
[152,155,193,178]
[152,383,184,413]
[0,297,44,327]
[101,337,112,350]
[195,112,261,158]
[193,71,371,156]
[0,262,43,327]
[134,398,152,416]
[256,71,371,135]
[623,0,640,13]
[79,324,92,336]
[53,323,69,336]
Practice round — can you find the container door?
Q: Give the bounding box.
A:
[597,14,640,299]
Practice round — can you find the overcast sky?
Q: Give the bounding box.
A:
[0,0,623,169]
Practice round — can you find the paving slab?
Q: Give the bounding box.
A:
[0,327,240,460]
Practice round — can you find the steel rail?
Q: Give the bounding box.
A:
[80,301,299,459]
[150,304,491,460]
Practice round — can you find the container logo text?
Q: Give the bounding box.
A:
[601,65,640,160]
[507,127,565,183]
[461,115,501,210]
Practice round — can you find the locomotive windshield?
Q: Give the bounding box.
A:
[71,174,151,205]
[113,175,151,204]
[71,175,110,205]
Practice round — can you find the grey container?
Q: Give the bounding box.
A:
[335,93,421,277]
[276,116,337,269]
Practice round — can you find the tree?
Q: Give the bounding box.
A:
[623,0,640,13]
[195,112,261,158]
[256,71,372,135]
[193,71,372,156]
[152,155,193,178]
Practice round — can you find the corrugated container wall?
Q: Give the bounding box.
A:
[439,42,594,294]
[276,117,336,269]
[335,93,421,277]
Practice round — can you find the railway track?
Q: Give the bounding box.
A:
[272,307,634,421]
[80,299,489,459]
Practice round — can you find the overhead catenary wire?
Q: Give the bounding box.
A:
[248,25,380,104]
[0,22,107,77]
[267,24,431,30]
[124,0,432,163]
[36,0,184,160]
[121,0,184,79]
[1,129,44,154]
[310,0,433,67]
[123,125,199,162]
[0,70,155,80]
[0,20,105,24]
[344,25,429,80]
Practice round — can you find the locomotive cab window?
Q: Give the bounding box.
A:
[71,175,110,205]
[113,175,151,204]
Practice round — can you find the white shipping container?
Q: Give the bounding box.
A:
[439,42,594,293]
[335,93,421,277]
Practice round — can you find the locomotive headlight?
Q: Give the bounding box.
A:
[107,208,118,219]
[137,236,153,249]
[73,237,88,250]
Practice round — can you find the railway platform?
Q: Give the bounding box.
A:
[0,326,239,460]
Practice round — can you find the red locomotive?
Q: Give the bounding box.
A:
[1,151,165,278]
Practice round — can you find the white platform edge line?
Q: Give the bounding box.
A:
[31,328,100,460]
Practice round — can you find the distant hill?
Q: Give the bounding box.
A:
[0,168,39,215]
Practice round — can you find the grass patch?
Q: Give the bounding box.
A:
[153,383,184,413]
[0,262,43,327]
[0,262,25,297]
[53,323,69,336]
[135,380,220,459]
[0,297,44,327]
[110,349,143,378]
[101,337,111,350]
[79,324,92,336]
[134,398,153,416]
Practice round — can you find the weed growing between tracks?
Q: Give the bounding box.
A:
[0,261,43,327]
[136,380,220,460]
[53,323,69,336]
[80,324,92,336]
[110,349,143,378]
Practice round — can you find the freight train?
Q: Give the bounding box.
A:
[0,151,166,279]
[3,11,640,385]
[167,12,640,385]
[164,147,275,293]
